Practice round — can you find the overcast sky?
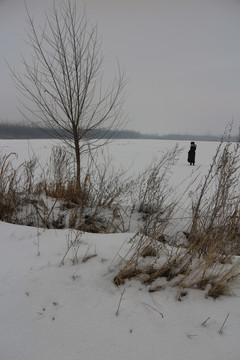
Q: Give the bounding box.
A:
[0,0,240,136]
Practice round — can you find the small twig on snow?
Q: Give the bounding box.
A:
[115,288,125,316]
[142,302,164,318]
[201,316,210,327]
[219,313,230,334]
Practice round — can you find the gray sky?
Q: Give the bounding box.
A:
[0,0,240,135]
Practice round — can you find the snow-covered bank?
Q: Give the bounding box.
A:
[0,222,239,360]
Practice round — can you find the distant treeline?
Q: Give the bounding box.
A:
[0,122,146,140]
[0,122,236,142]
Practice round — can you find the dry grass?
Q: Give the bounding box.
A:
[0,145,133,233]
[59,230,83,266]
[1,132,240,300]
[135,143,181,217]
[0,153,25,223]
[114,128,240,299]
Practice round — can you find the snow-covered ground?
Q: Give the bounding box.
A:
[0,139,239,360]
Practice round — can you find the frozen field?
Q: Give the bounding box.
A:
[0,138,239,360]
[0,137,219,176]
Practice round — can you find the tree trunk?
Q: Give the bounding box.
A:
[74,134,81,194]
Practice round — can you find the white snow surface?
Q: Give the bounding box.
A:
[0,139,240,360]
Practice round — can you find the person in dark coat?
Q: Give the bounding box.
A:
[187,141,196,165]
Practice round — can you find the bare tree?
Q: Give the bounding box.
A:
[10,1,126,192]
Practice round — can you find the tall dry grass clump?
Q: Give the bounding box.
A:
[114,130,240,299]
[0,145,133,232]
[178,129,240,297]
[0,153,25,223]
[114,145,184,285]
[188,132,240,256]
[132,144,182,238]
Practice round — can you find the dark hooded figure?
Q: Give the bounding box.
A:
[187,141,196,165]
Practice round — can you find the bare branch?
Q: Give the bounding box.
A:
[9,1,127,191]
